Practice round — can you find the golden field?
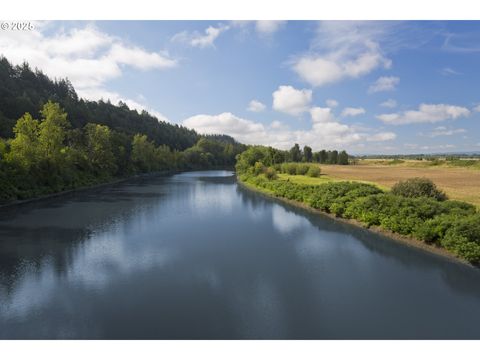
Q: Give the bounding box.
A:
[279,159,480,207]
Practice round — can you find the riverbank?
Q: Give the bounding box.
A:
[0,170,178,209]
[237,177,474,267]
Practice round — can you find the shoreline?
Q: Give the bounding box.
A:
[0,170,178,209]
[237,177,474,268]
[0,167,234,209]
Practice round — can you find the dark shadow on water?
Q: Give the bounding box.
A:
[235,184,480,300]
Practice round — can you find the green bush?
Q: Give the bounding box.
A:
[306,165,321,177]
[391,177,447,201]
[263,166,278,180]
[253,161,265,176]
[296,164,309,175]
[281,163,297,175]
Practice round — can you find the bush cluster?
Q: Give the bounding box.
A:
[391,177,447,201]
[278,162,321,177]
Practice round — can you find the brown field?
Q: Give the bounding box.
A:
[319,164,480,207]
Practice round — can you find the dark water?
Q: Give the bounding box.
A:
[1,171,480,339]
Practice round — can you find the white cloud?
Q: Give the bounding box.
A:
[231,21,286,37]
[368,76,399,93]
[326,99,339,108]
[107,44,176,70]
[171,24,229,48]
[255,21,287,36]
[272,85,312,116]
[367,132,396,142]
[404,143,456,151]
[380,99,397,108]
[184,107,395,151]
[473,105,480,112]
[292,22,392,87]
[310,107,336,123]
[440,67,461,76]
[0,24,176,121]
[341,107,366,117]
[426,126,466,137]
[183,113,264,141]
[377,104,470,125]
[247,99,266,112]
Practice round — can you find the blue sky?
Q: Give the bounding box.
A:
[1,20,480,154]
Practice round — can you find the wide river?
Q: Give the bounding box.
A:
[1,170,480,339]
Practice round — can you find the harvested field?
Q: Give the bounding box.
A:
[319,164,480,206]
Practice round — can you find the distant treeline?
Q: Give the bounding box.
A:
[358,154,480,160]
[244,143,350,165]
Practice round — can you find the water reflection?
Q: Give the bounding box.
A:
[0,171,480,339]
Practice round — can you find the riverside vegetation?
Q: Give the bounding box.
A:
[0,57,246,203]
[236,146,480,264]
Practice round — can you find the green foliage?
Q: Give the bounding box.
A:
[7,112,40,168]
[264,166,278,180]
[236,146,480,264]
[296,164,309,175]
[84,123,117,176]
[306,166,321,177]
[391,177,447,201]
[1,104,245,203]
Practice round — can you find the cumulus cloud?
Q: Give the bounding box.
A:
[326,99,339,108]
[0,23,176,120]
[292,21,392,87]
[473,105,480,112]
[247,99,266,112]
[341,107,366,117]
[231,21,286,36]
[171,24,229,48]
[380,99,397,108]
[368,76,399,93]
[377,103,470,125]
[255,21,287,35]
[310,107,336,123]
[272,85,312,116]
[183,107,395,150]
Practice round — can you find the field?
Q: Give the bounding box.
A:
[278,160,480,207]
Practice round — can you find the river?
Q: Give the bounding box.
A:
[1,170,480,339]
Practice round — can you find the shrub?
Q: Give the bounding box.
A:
[306,165,320,177]
[263,166,278,180]
[281,163,297,175]
[296,164,309,175]
[391,177,447,201]
[253,161,265,176]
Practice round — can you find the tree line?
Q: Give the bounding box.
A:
[0,101,245,202]
[288,144,350,165]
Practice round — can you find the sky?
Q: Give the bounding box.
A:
[1,20,480,154]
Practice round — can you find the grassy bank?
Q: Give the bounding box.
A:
[235,146,480,265]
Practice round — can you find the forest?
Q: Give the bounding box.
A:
[0,57,246,203]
